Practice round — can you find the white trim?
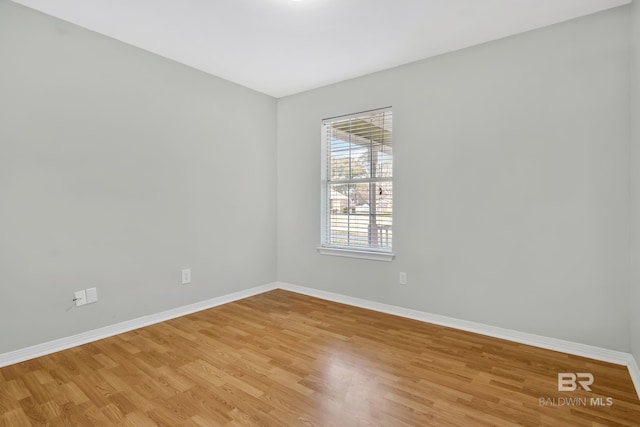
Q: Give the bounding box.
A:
[629,355,640,400]
[2,280,638,400]
[322,106,393,124]
[317,247,395,261]
[275,281,640,399]
[0,283,277,368]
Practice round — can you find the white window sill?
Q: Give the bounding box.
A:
[317,247,395,262]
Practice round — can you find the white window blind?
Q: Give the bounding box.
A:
[321,108,393,254]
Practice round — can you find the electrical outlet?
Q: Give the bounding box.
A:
[86,287,98,304]
[399,272,407,285]
[181,268,192,285]
[74,290,87,306]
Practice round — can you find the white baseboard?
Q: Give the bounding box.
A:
[629,355,640,400]
[276,281,640,400]
[0,283,278,368]
[2,280,638,400]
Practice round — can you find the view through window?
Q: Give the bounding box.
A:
[321,108,393,252]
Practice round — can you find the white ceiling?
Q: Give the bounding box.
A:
[12,0,630,98]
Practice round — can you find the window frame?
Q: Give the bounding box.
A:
[318,107,395,262]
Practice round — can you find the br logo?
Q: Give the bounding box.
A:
[558,373,594,392]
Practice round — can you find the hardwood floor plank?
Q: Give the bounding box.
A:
[0,408,32,427]
[1,289,639,426]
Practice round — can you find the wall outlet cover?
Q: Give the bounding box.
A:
[181,268,192,285]
[86,287,98,304]
[399,272,407,285]
[74,290,87,307]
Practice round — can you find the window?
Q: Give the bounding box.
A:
[319,108,394,261]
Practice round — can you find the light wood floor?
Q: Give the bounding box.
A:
[1,290,639,426]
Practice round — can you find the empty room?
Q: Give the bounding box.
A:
[2,0,640,425]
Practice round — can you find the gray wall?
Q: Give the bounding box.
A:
[0,1,277,353]
[0,0,634,357]
[631,0,640,365]
[277,7,630,351]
